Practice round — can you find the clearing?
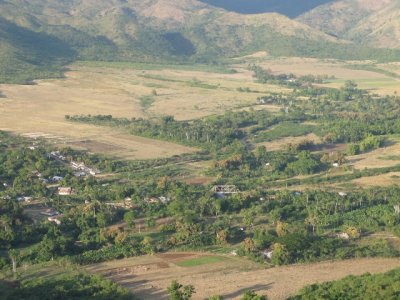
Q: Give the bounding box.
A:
[86,252,400,300]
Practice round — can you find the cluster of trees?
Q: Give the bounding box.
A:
[250,65,327,87]
[168,280,266,300]
[0,271,133,300]
[347,135,384,155]
[290,268,400,300]
[67,110,310,152]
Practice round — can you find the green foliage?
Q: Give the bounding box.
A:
[176,256,225,267]
[123,211,136,228]
[290,268,400,300]
[139,95,156,111]
[0,17,73,84]
[271,243,290,266]
[241,290,267,300]
[168,280,195,300]
[1,272,133,300]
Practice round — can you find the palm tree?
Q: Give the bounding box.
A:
[9,249,19,277]
[82,200,102,218]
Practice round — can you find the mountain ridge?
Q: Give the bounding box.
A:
[1,0,400,83]
[297,0,399,48]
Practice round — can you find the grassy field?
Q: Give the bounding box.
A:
[86,252,400,300]
[0,57,398,161]
[0,63,282,159]
[176,255,226,267]
[250,57,400,95]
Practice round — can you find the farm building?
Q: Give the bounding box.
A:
[58,187,73,196]
[40,208,59,217]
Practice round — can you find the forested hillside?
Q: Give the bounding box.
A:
[297,0,400,49]
[1,0,400,84]
[0,17,74,83]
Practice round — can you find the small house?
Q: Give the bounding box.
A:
[337,232,350,240]
[262,249,274,260]
[41,208,59,217]
[48,215,63,225]
[74,171,86,177]
[159,196,170,204]
[145,197,160,204]
[58,187,72,196]
[71,161,85,170]
[52,176,64,182]
[16,196,33,202]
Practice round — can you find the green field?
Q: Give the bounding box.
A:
[176,256,226,267]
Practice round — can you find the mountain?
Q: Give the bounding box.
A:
[297,0,400,48]
[0,0,341,58]
[0,16,74,83]
[346,1,400,49]
[199,0,334,17]
[1,0,400,83]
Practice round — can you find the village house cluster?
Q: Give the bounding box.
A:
[49,151,100,177]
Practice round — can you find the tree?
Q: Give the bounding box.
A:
[243,237,256,253]
[276,221,289,237]
[271,243,289,266]
[345,226,360,239]
[216,229,228,244]
[123,211,136,229]
[242,209,256,228]
[9,249,19,277]
[242,290,267,300]
[82,200,102,218]
[168,280,195,300]
[255,145,267,161]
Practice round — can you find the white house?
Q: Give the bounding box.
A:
[58,187,72,196]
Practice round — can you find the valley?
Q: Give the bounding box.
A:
[1,57,398,160]
[1,1,400,299]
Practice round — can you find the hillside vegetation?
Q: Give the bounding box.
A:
[2,0,400,83]
[0,262,134,300]
[290,267,400,300]
[297,0,400,49]
[0,17,73,83]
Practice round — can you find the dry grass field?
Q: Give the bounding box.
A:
[256,133,322,152]
[0,58,398,160]
[248,57,400,95]
[87,252,400,300]
[352,172,400,187]
[347,139,400,170]
[0,63,286,159]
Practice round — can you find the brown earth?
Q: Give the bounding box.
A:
[87,253,400,300]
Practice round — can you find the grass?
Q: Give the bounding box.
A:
[139,95,155,111]
[176,255,226,267]
[254,122,317,142]
[346,64,400,79]
[187,79,219,90]
[76,61,236,74]
[1,57,397,162]
[88,254,400,300]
